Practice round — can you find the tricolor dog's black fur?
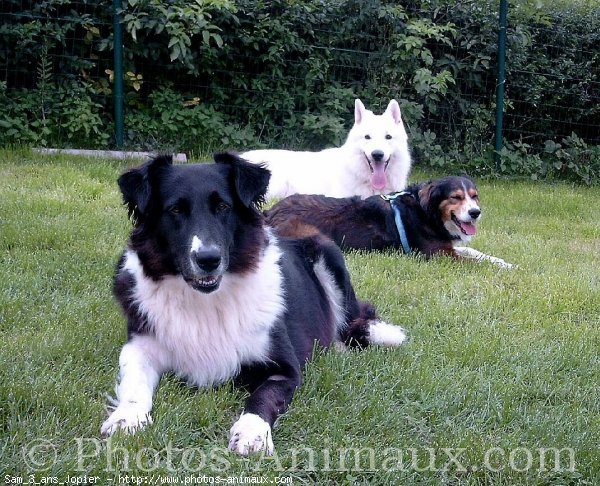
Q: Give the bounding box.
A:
[266,176,483,259]
[101,152,407,455]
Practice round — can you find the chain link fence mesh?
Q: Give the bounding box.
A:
[1,1,598,180]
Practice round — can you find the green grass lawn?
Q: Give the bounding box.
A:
[1,149,598,485]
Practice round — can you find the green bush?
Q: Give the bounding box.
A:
[0,0,598,183]
[123,84,258,152]
[0,80,110,149]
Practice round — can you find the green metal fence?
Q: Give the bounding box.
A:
[1,1,599,179]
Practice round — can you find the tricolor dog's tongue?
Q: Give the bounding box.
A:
[370,163,387,190]
[460,221,477,236]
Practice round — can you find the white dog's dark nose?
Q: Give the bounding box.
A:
[468,208,481,219]
[371,150,385,162]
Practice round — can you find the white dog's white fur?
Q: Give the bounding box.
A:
[242,99,412,199]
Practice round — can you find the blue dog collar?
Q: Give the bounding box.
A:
[381,192,412,255]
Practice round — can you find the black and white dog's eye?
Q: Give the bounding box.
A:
[216,201,230,213]
[385,134,392,140]
[364,134,371,140]
[169,204,181,214]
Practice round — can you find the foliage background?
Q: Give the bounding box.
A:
[1,0,599,183]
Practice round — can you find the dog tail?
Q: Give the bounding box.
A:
[342,302,408,349]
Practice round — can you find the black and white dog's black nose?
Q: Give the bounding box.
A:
[468,208,481,219]
[371,150,385,162]
[194,247,222,273]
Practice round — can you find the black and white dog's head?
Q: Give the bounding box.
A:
[118,152,270,293]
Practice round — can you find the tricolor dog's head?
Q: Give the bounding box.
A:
[118,152,270,293]
[347,98,409,192]
[418,176,481,243]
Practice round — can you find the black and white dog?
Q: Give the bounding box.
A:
[101,152,407,455]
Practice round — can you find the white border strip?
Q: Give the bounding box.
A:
[34,148,187,162]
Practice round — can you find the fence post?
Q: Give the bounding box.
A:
[113,0,124,148]
[494,0,508,169]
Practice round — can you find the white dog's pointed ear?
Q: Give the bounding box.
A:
[386,99,402,124]
[354,99,366,124]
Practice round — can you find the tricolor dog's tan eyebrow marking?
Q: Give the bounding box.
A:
[449,190,465,200]
[462,182,479,200]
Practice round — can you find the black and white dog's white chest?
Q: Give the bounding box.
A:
[121,242,285,387]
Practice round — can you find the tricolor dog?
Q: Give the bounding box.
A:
[266,176,515,268]
[101,153,408,455]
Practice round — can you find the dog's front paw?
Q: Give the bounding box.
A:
[492,257,517,269]
[101,405,152,437]
[228,413,274,456]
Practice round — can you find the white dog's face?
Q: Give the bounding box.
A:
[346,99,409,191]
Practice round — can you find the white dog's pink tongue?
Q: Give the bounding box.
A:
[371,164,387,190]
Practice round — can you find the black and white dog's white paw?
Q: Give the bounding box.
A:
[228,413,274,456]
[100,405,152,437]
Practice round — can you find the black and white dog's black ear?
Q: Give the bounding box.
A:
[118,155,173,222]
[214,151,271,209]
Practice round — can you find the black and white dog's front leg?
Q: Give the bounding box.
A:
[229,359,301,456]
[101,336,165,437]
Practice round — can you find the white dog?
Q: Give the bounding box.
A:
[242,99,412,199]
